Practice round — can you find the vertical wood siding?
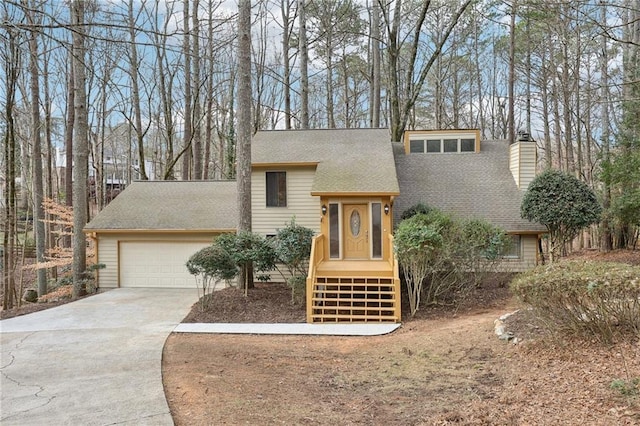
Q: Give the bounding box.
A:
[252,167,321,236]
[517,143,537,190]
[509,142,537,190]
[509,142,521,187]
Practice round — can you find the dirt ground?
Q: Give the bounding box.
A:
[163,250,640,425]
[4,251,639,424]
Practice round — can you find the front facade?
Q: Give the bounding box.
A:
[86,128,544,323]
[251,129,402,323]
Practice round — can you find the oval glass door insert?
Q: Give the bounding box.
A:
[350,210,361,237]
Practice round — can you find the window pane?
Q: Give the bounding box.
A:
[371,203,382,258]
[443,139,457,152]
[460,138,475,152]
[409,140,424,153]
[266,172,286,207]
[502,235,521,258]
[426,139,441,152]
[329,204,339,258]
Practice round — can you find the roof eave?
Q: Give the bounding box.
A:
[310,190,401,197]
[83,228,237,234]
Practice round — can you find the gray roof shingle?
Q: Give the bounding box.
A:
[393,140,545,233]
[84,181,237,231]
[253,129,400,195]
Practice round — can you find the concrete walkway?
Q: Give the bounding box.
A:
[175,322,401,336]
[0,288,198,426]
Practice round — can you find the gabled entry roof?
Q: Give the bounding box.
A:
[84,181,237,232]
[252,128,400,196]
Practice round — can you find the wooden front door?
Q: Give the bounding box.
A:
[343,204,369,259]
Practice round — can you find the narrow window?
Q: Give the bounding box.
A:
[460,138,475,152]
[409,139,424,153]
[443,139,458,152]
[371,203,382,259]
[266,171,287,207]
[329,203,339,258]
[426,139,441,153]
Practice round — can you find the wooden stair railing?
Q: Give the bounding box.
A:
[306,233,402,323]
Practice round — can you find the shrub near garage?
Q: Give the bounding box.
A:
[511,261,640,343]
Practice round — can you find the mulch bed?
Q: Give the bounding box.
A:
[182,282,306,323]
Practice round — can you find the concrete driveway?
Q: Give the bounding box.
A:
[0,288,198,426]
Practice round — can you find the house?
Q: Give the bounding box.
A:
[84,128,544,323]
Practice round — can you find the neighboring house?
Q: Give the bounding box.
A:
[84,128,544,323]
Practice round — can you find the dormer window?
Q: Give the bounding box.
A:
[404,130,480,154]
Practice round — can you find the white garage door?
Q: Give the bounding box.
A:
[119,241,210,288]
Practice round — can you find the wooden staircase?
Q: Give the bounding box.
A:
[306,235,402,323]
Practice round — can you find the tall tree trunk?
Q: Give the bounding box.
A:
[507,0,517,143]
[64,51,74,215]
[128,0,148,181]
[3,28,19,309]
[370,0,381,128]
[298,0,309,129]
[282,0,293,129]
[43,43,56,281]
[72,0,89,298]
[182,0,192,179]
[27,4,47,296]
[237,0,253,290]
[192,0,203,179]
[600,2,613,252]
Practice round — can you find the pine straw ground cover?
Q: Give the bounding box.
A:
[163,250,640,425]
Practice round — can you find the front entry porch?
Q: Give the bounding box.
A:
[306,196,401,323]
[306,234,402,323]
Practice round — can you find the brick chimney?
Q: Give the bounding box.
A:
[509,131,537,190]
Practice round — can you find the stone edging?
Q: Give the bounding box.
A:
[494,310,520,343]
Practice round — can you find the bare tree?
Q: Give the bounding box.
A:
[379,0,473,142]
[182,0,193,180]
[237,0,252,290]
[71,0,89,297]
[24,2,47,296]
[2,16,20,309]
[369,0,381,128]
[298,0,309,128]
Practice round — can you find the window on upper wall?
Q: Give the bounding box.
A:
[409,139,425,153]
[460,138,475,152]
[266,171,287,207]
[443,139,458,152]
[426,139,441,152]
[409,134,478,154]
[501,235,521,259]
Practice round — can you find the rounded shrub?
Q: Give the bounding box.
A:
[510,261,640,343]
[400,203,432,221]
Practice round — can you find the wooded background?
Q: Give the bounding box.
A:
[2,0,639,306]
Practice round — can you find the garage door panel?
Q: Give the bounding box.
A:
[120,241,209,288]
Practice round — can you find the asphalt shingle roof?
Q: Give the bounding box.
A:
[252,129,400,195]
[393,140,545,233]
[84,181,237,231]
